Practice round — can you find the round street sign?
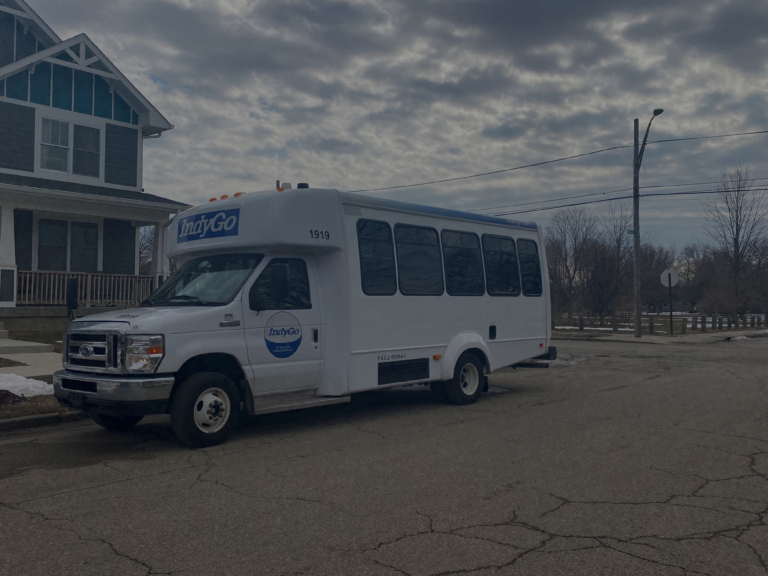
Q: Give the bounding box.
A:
[661,268,679,288]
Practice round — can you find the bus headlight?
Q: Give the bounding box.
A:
[126,335,165,373]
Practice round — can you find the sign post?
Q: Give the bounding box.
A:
[660,269,680,335]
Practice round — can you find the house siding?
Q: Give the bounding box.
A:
[0,101,35,172]
[105,124,139,188]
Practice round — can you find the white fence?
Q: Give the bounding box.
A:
[17,271,155,307]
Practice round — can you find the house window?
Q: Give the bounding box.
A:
[37,218,68,271]
[40,118,101,178]
[70,222,98,272]
[40,119,69,173]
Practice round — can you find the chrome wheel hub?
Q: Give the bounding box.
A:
[193,387,231,434]
[459,363,480,396]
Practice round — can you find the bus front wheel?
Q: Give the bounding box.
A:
[444,353,484,405]
[170,372,241,448]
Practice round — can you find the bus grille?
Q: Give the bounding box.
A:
[65,333,120,372]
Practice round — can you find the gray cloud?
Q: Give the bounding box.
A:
[29,0,768,246]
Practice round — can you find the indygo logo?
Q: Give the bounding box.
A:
[177,208,239,243]
[264,312,302,358]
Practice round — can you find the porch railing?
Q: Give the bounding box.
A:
[17,271,156,308]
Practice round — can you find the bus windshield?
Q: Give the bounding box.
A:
[143,254,264,306]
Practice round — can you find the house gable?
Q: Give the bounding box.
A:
[0,1,173,193]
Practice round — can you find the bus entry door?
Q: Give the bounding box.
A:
[243,256,323,393]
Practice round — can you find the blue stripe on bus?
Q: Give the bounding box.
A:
[344,196,538,230]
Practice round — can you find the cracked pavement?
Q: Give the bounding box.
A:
[1,335,767,575]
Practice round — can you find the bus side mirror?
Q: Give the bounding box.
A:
[271,263,290,303]
[66,278,79,321]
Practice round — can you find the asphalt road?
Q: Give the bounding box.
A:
[1,334,767,576]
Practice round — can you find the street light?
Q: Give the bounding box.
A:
[632,108,664,339]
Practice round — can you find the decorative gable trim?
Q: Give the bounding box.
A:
[1,0,60,46]
[0,33,172,136]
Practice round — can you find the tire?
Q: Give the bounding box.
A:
[91,414,144,431]
[170,372,241,448]
[444,352,484,405]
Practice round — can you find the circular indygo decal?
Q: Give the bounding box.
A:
[264,312,303,358]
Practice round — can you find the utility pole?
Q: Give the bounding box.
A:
[632,109,664,339]
[633,119,641,338]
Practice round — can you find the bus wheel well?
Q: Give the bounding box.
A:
[465,348,489,373]
[172,354,249,406]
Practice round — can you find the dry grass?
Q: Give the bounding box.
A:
[0,391,68,419]
[0,357,27,368]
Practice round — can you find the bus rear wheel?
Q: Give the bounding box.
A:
[444,352,484,405]
[170,372,241,448]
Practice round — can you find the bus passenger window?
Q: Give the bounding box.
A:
[250,258,311,310]
[394,224,444,296]
[482,235,521,296]
[356,219,397,295]
[441,230,484,295]
[517,239,543,297]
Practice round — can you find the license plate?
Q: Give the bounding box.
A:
[69,393,85,410]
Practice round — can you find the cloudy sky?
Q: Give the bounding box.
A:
[32,0,768,246]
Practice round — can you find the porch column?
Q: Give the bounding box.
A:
[0,204,17,307]
[150,222,169,284]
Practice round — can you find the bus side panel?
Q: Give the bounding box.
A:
[344,208,549,389]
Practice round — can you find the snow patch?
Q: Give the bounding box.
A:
[0,374,54,397]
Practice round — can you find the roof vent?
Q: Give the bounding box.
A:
[297,183,309,189]
[282,183,293,190]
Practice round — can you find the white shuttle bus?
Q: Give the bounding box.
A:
[54,187,554,447]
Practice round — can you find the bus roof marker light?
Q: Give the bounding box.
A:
[221,195,229,200]
[209,198,216,202]
[234,193,242,197]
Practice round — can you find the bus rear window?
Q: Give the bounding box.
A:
[517,238,542,296]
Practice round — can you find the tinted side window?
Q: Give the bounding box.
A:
[250,258,311,310]
[441,230,484,295]
[357,219,397,296]
[394,224,444,295]
[482,235,521,296]
[518,239,543,296]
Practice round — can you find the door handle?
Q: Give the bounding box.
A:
[313,329,318,343]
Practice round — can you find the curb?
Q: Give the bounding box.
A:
[0,410,87,432]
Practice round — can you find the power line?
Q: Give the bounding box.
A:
[349,129,768,194]
[348,143,633,193]
[471,176,768,213]
[648,129,768,144]
[492,185,768,217]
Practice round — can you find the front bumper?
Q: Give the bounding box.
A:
[54,370,175,417]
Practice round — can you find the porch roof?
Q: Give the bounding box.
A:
[0,173,188,210]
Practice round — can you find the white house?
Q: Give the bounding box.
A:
[0,0,187,308]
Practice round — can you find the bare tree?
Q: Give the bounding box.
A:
[139,226,154,276]
[545,207,598,319]
[704,163,768,314]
